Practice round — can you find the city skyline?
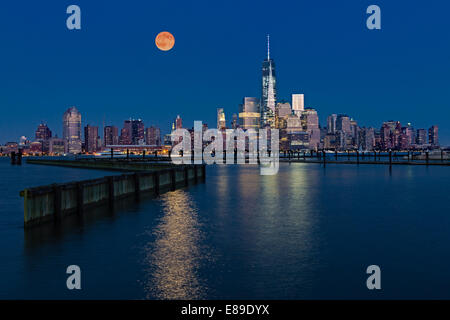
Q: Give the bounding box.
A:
[0,35,442,152]
[0,1,449,145]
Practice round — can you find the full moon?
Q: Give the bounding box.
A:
[155,31,175,51]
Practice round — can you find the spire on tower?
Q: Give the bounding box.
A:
[267,34,270,60]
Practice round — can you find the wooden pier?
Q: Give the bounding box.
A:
[20,161,205,227]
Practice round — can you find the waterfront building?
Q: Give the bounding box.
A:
[261,35,277,128]
[120,120,133,145]
[231,113,239,129]
[163,134,172,146]
[175,115,183,129]
[324,133,337,149]
[301,108,320,150]
[275,102,292,129]
[84,125,99,153]
[416,128,427,146]
[289,131,310,151]
[359,127,375,151]
[217,108,226,130]
[131,119,145,145]
[46,137,66,155]
[336,114,351,134]
[146,126,161,146]
[292,94,304,116]
[428,125,439,147]
[63,106,82,154]
[285,114,302,134]
[35,123,52,141]
[104,126,119,146]
[327,114,337,134]
[29,141,43,154]
[119,119,145,145]
[239,97,260,130]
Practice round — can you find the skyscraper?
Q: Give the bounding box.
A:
[292,94,304,116]
[231,113,238,129]
[35,123,52,141]
[175,115,183,129]
[63,106,82,154]
[239,97,260,130]
[84,125,99,153]
[261,35,277,128]
[120,120,132,145]
[416,129,427,146]
[428,125,439,147]
[301,108,320,150]
[104,126,119,146]
[217,108,226,130]
[120,119,145,145]
[327,114,337,134]
[131,119,145,144]
[146,126,161,146]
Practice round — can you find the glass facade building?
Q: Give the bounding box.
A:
[62,106,82,154]
[261,35,277,128]
[239,97,260,130]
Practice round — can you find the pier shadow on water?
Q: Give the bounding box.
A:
[22,191,162,251]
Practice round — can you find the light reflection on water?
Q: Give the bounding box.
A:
[141,190,208,299]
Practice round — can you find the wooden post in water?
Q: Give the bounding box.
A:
[335,150,338,160]
[134,173,140,200]
[126,148,129,160]
[389,151,392,167]
[323,150,326,166]
[194,166,198,183]
[153,172,160,196]
[142,150,145,159]
[184,167,189,186]
[107,176,115,206]
[76,182,84,216]
[53,185,62,223]
[10,151,16,165]
[17,150,22,165]
[170,169,176,191]
[347,150,350,161]
[201,164,206,181]
[356,150,359,164]
[426,151,429,165]
[110,148,113,159]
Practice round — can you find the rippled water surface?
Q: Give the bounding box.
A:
[1,158,450,299]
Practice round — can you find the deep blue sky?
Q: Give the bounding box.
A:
[0,0,449,145]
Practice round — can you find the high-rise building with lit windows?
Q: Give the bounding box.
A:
[261,35,277,128]
[84,125,99,153]
[239,97,260,130]
[217,108,226,130]
[35,123,52,141]
[292,94,304,116]
[63,106,82,154]
[104,126,119,146]
[428,125,439,147]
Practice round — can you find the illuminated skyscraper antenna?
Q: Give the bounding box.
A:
[267,34,270,60]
